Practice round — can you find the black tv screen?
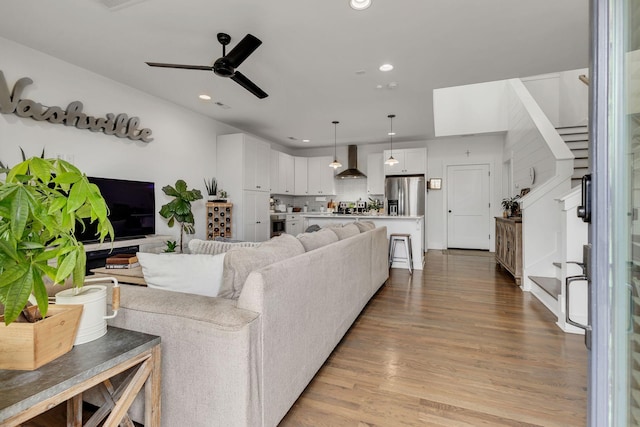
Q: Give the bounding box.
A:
[75,177,156,242]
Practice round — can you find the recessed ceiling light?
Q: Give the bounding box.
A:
[388,132,396,136]
[350,0,371,10]
[379,63,393,72]
[302,139,310,143]
[199,94,212,100]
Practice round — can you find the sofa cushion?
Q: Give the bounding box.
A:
[188,238,259,255]
[137,252,225,297]
[296,228,339,252]
[354,221,376,232]
[329,223,361,240]
[219,233,305,299]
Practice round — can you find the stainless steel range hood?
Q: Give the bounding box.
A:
[336,145,367,179]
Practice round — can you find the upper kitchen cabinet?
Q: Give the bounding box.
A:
[294,156,308,195]
[383,148,427,176]
[367,152,385,195]
[307,156,336,195]
[219,133,270,192]
[270,149,279,193]
[278,152,295,195]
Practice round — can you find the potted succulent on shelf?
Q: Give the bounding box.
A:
[0,157,114,369]
[204,177,217,202]
[159,179,203,252]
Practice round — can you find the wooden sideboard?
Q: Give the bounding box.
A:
[495,217,522,285]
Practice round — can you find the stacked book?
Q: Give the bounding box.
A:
[105,254,139,269]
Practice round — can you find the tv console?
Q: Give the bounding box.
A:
[83,235,171,274]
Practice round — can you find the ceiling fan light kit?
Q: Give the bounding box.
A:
[329,120,342,169]
[146,32,268,99]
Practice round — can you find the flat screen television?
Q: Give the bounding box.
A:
[75,177,156,242]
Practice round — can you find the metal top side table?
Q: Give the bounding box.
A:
[0,326,161,426]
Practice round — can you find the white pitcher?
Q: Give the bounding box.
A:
[55,277,120,345]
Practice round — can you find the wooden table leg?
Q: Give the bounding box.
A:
[145,344,162,426]
[66,393,83,427]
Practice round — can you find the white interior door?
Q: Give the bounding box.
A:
[446,164,490,249]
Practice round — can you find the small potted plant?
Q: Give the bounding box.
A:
[0,157,114,369]
[159,179,203,252]
[501,196,521,217]
[368,198,382,215]
[204,178,217,202]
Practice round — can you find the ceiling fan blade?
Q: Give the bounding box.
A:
[225,34,262,68]
[231,71,268,99]
[146,62,213,71]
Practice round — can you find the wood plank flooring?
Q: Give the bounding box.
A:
[280,250,587,427]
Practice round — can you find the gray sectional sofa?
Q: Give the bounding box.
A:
[106,224,389,427]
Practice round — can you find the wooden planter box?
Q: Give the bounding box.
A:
[0,304,83,370]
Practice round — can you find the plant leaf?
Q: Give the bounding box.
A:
[31,269,49,319]
[9,186,30,240]
[2,267,33,325]
[55,250,77,283]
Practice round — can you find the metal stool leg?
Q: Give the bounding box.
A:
[404,236,413,275]
[389,238,398,269]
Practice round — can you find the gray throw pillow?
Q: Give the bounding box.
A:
[297,228,339,252]
[188,238,259,255]
[219,234,305,299]
[330,223,361,240]
[354,221,375,232]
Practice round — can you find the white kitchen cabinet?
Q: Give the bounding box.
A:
[294,156,308,195]
[367,152,385,195]
[307,156,336,195]
[383,148,427,176]
[216,133,270,192]
[217,133,271,242]
[278,152,295,195]
[285,214,303,235]
[243,190,269,242]
[270,149,279,193]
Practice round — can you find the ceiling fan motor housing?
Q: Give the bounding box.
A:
[213,57,235,77]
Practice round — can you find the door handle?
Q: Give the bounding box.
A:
[448,210,452,213]
[565,274,591,350]
[577,174,591,223]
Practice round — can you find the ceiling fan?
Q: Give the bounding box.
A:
[146,33,268,99]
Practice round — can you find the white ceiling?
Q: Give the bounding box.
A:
[0,0,589,148]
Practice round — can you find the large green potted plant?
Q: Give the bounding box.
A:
[159,179,203,252]
[0,157,114,324]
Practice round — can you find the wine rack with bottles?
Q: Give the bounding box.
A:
[206,203,233,240]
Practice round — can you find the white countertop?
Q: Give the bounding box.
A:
[302,214,424,220]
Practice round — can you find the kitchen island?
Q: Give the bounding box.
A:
[302,214,425,271]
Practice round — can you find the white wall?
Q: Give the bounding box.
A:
[433,80,509,137]
[0,37,242,243]
[425,134,505,251]
[521,68,589,128]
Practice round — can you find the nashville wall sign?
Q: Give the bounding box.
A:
[0,70,153,142]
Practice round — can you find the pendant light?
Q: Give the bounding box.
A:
[329,120,342,169]
[384,114,399,166]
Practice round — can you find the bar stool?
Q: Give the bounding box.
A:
[388,233,413,274]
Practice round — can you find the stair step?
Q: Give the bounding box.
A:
[574,158,589,169]
[529,276,562,300]
[573,171,589,180]
[571,148,589,159]
[556,126,588,135]
[560,133,589,142]
[572,178,583,187]
[566,140,589,150]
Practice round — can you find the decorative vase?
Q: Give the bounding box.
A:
[0,304,83,370]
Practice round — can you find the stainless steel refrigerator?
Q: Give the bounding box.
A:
[385,175,425,216]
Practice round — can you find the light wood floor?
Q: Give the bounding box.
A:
[280,250,588,427]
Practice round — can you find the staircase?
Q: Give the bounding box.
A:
[556,125,589,187]
[526,186,589,334]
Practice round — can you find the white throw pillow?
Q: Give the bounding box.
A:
[137,252,225,297]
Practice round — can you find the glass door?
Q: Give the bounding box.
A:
[592,0,640,424]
